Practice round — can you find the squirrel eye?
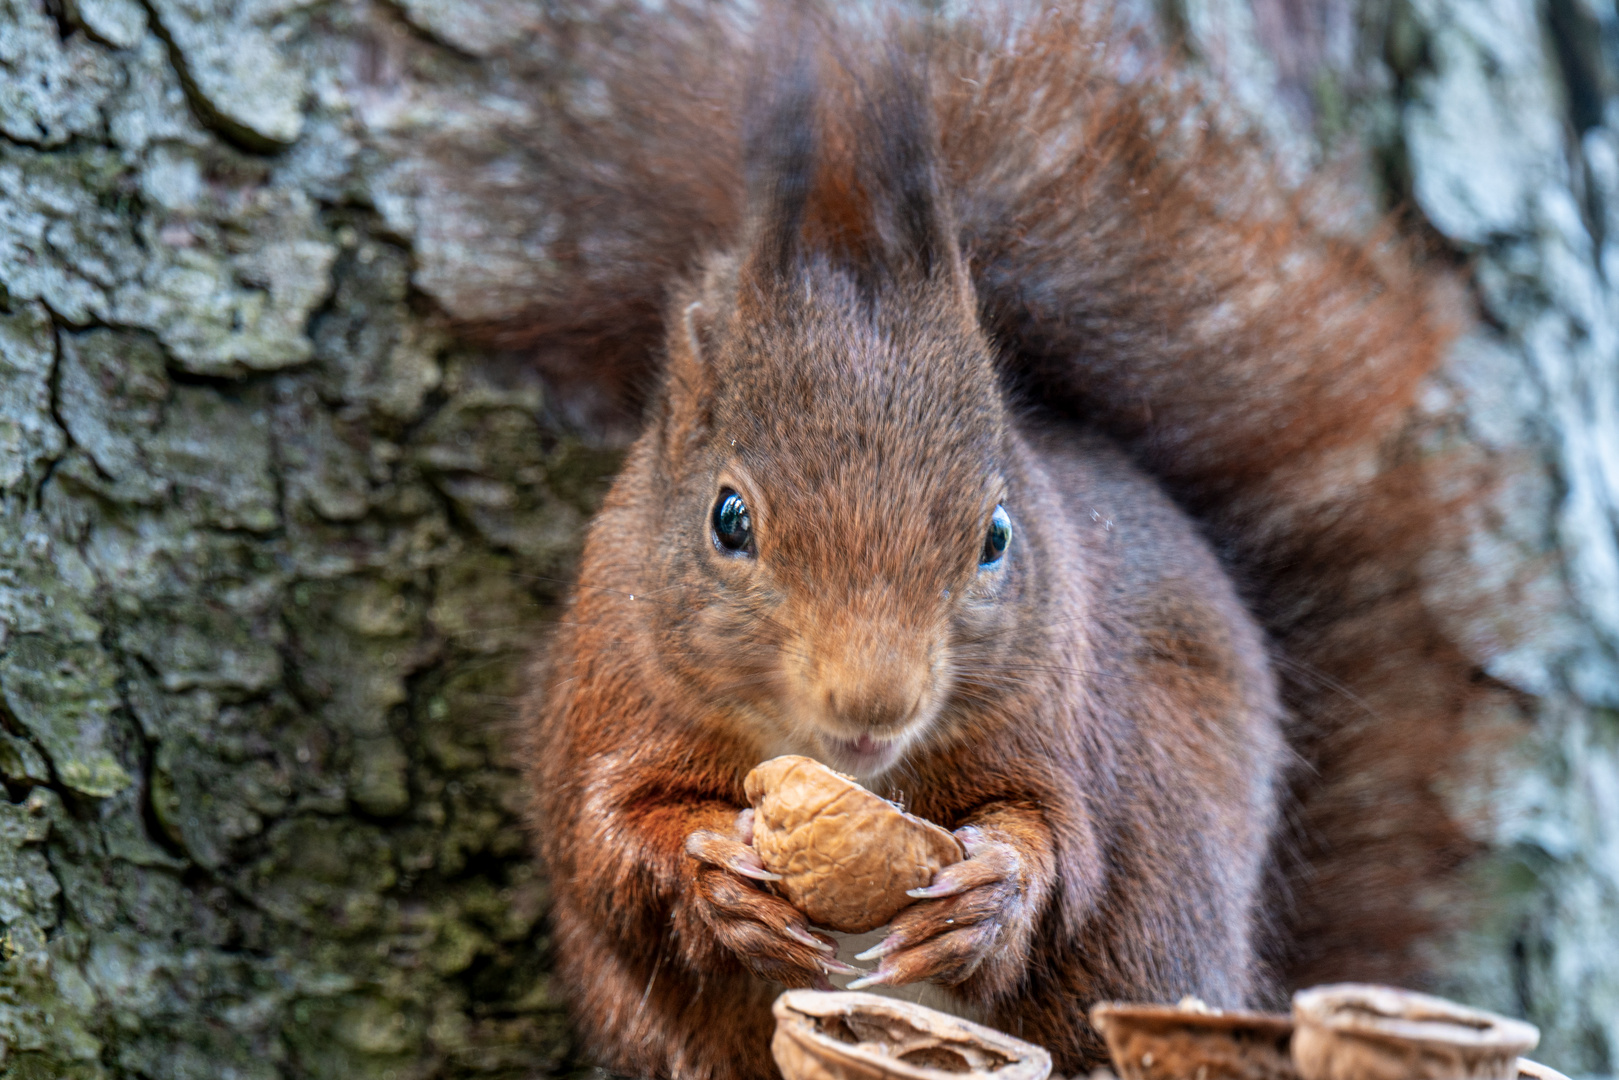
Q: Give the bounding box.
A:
[712,489,754,555]
[980,504,1011,567]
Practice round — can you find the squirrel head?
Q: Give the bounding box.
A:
[631,35,1032,779]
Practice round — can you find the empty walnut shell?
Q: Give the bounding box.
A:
[1291,985,1539,1080]
[772,989,1052,1080]
[1516,1059,1571,1080]
[1090,999,1297,1080]
[746,756,963,934]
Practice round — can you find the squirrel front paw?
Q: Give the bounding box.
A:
[847,825,1027,989]
[685,810,863,988]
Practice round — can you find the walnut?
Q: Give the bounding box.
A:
[744,755,963,934]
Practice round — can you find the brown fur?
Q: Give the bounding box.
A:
[494,4,1484,1078]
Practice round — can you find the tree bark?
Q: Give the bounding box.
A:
[0,2,610,1075]
[0,0,1614,1078]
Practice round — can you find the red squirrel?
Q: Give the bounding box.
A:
[511,5,1469,1078]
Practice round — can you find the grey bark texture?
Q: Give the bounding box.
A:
[0,1,1614,1078]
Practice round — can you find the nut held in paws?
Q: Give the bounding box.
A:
[745,756,964,933]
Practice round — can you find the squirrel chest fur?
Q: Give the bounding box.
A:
[516,5,1454,1080]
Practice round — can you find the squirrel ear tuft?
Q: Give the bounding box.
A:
[858,42,962,290]
[737,19,819,295]
[737,14,967,301]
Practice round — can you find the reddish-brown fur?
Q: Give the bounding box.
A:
[494,4,1487,1078]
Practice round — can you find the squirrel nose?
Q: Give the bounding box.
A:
[788,621,934,736]
[821,681,921,734]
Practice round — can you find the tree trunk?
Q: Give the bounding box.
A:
[0,1,1614,1078]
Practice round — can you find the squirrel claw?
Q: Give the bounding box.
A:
[844,968,894,991]
[730,859,783,882]
[906,880,966,899]
[819,957,867,976]
[854,935,901,961]
[785,924,835,953]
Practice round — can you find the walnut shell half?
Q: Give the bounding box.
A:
[745,756,963,933]
[772,989,1052,1080]
[1090,999,1297,1080]
[1291,985,1539,1080]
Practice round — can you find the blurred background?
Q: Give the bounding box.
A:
[0,0,1615,1077]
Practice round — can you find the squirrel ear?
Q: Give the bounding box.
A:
[681,298,712,361]
[658,299,717,461]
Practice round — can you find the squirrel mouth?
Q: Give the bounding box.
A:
[819,733,905,778]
